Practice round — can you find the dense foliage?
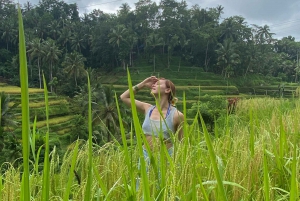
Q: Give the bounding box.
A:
[1,0,300,93]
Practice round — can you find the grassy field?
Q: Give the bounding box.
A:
[1,97,299,200]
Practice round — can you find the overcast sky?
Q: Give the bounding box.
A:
[17,0,300,41]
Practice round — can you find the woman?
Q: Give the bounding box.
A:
[120,76,184,192]
[120,76,184,150]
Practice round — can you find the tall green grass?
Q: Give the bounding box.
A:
[41,74,50,200]
[84,72,93,201]
[18,6,30,201]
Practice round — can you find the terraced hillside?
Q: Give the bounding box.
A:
[1,84,75,147]
[100,59,300,108]
[100,65,243,113]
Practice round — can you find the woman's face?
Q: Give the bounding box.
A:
[151,79,169,95]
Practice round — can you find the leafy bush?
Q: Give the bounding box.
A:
[188,95,227,130]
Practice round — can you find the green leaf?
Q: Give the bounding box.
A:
[42,74,50,201]
[18,5,30,201]
[63,140,79,201]
[84,71,93,201]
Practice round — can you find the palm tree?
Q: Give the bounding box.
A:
[47,20,61,40]
[108,25,128,69]
[62,51,86,87]
[27,38,45,88]
[92,86,119,142]
[1,19,16,50]
[108,24,127,47]
[70,32,86,53]
[147,33,163,72]
[43,39,61,92]
[216,39,240,78]
[58,27,72,52]
[253,24,274,44]
[0,92,19,152]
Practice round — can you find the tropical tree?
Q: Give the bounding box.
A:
[70,22,86,53]
[1,18,16,50]
[216,39,240,77]
[253,24,274,44]
[146,33,163,72]
[58,26,72,52]
[43,38,61,92]
[27,38,45,88]
[62,51,86,87]
[92,86,119,142]
[108,24,128,69]
[47,20,61,40]
[0,92,19,152]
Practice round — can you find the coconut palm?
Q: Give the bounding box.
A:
[62,51,86,87]
[92,86,119,142]
[27,38,45,88]
[0,92,19,152]
[1,18,16,50]
[47,20,61,40]
[70,32,86,53]
[253,24,274,44]
[108,25,128,69]
[43,39,62,92]
[147,33,163,72]
[58,27,72,52]
[216,39,240,78]
[108,24,127,48]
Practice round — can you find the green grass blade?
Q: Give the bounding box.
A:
[279,116,286,166]
[196,171,209,201]
[84,71,93,201]
[126,68,150,200]
[30,116,37,164]
[63,140,79,201]
[18,6,30,201]
[92,162,109,199]
[289,143,298,201]
[35,144,44,175]
[114,92,135,194]
[263,147,270,201]
[199,113,228,201]
[0,174,2,200]
[249,107,254,157]
[42,74,50,201]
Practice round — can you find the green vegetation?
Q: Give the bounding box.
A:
[1,0,300,200]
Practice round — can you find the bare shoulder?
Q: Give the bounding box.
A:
[174,109,184,123]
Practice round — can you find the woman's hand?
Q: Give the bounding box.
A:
[140,76,158,89]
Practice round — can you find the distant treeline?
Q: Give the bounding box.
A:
[0,0,299,93]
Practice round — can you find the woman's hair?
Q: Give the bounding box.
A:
[160,78,176,102]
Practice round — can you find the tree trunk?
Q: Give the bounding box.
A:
[167,49,170,68]
[75,73,77,87]
[50,61,53,92]
[244,59,251,78]
[38,58,41,89]
[204,41,209,72]
[153,54,156,72]
[178,57,181,72]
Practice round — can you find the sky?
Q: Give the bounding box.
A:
[17,0,300,41]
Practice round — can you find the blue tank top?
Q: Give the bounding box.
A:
[142,105,176,139]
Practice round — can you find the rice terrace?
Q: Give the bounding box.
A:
[1,0,300,200]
